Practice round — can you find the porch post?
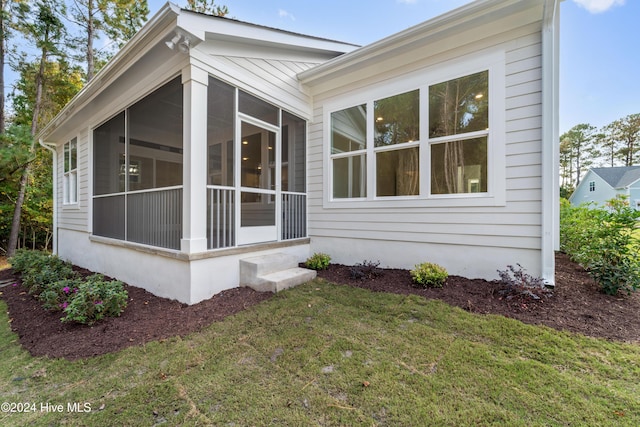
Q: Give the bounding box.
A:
[181,63,209,254]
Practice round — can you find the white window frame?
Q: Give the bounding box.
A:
[323,49,506,209]
[63,137,78,205]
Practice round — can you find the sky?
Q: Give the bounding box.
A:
[6,0,637,135]
[145,0,638,135]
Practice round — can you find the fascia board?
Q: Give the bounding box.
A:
[177,9,358,56]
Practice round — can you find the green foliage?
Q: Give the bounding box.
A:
[38,277,82,311]
[61,275,128,325]
[560,196,640,295]
[9,249,128,323]
[410,262,448,288]
[10,249,76,296]
[304,252,331,270]
[184,0,229,16]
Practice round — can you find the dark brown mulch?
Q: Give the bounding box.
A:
[1,252,638,361]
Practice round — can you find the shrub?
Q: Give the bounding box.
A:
[62,275,128,325]
[496,264,550,300]
[9,249,50,275]
[38,278,82,311]
[410,262,448,288]
[305,253,331,270]
[10,250,77,296]
[350,260,383,280]
[560,196,640,295]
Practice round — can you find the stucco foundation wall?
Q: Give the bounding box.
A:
[311,236,540,281]
[57,229,192,303]
[57,228,312,304]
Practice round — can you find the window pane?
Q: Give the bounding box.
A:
[207,77,235,186]
[429,71,488,138]
[70,138,77,170]
[94,112,125,195]
[374,90,419,147]
[241,192,275,227]
[430,137,487,194]
[376,147,419,196]
[239,90,278,125]
[333,154,366,198]
[331,105,366,154]
[64,142,70,173]
[282,111,306,193]
[241,122,276,190]
[93,195,125,240]
[128,77,183,191]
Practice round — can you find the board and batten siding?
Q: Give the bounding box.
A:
[306,30,545,280]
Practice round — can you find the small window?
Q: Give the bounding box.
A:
[589,181,595,192]
[63,138,78,204]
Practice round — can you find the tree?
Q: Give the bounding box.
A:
[604,114,640,167]
[559,124,596,187]
[184,0,228,16]
[6,0,66,257]
[67,0,149,81]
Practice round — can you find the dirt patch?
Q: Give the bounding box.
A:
[1,252,638,360]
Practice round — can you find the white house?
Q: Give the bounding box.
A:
[570,166,640,209]
[38,0,561,304]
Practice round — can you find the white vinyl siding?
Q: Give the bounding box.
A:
[307,27,545,279]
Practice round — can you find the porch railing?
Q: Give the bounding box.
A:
[282,191,307,240]
[207,186,235,249]
[127,187,183,250]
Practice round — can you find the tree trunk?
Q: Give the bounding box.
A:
[86,0,94,81]
[0,0,6,134]
[6,34,47,257]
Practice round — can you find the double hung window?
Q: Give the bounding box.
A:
[63,138,78,205]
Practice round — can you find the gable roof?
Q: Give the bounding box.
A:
[590,166,640,189]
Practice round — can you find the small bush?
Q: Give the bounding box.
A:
[62,274,128,325]
[38,278,82,311]
[496,264,550,300]
[305,253,331,270]
[350,260,383,280]
[10,250,77,296]
[410,262,448,288]
[9,249,49,274]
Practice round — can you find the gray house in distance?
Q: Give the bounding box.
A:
[38,0,561,304]
[570,166,640,209]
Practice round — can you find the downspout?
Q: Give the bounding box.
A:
[38,139,58,255]
[541,0,561,285]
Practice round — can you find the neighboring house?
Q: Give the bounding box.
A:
[38,0,561,304]
[570,166,640,209]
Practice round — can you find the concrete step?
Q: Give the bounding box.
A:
[239,253,316,293]
[240,253,298,279]
[262,267,317,293]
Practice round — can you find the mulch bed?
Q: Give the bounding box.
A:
[1,252,638,360]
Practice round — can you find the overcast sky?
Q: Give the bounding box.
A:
[147,0,636,135]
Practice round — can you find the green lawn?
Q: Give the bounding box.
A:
[1,279,639,426]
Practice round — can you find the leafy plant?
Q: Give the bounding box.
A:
[38,278,82,311]
[560,196,640,295]
[349,260,383,280]
[62,275,128,325]
[496,264,550,300]
[305,253,331,271]
[411,262,448,288]
[10,249,77,296]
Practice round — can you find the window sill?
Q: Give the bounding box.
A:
[324,193,506,209]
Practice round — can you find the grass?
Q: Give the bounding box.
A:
[1,279,639,426]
